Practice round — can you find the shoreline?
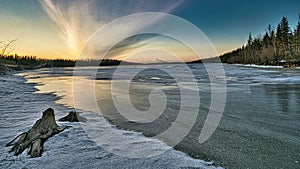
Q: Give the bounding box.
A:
[3,64,300,168]
[233,63,300,69]
[0,64,13,75]
[0,68,220,168]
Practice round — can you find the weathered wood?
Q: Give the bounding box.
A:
[59,111,87,122]
[28,139,42,158]
[6,108,69,157]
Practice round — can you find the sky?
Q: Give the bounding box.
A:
[0,0,299,62]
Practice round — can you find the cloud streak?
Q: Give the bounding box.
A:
[39,0,184,58]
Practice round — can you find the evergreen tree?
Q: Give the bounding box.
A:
[247,32,253,46]
[275,23,282,59]
[280,17,291,58]
[294,15,300,56]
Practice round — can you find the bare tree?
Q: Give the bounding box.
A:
[0,39,17,57]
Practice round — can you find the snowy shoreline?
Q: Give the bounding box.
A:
[0,65,13,75]
[233,63,300,69]
[0,71,221,169]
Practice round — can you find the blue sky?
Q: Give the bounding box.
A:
[0,0,299,60]
[173,0,300,53]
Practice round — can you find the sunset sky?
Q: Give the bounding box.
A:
[0,0,299,62]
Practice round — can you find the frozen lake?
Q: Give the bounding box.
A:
[1,63,300,168]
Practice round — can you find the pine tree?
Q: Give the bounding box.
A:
[247,32,253,46]
[275,23,283,60]
[280,17,291,59]
[294,14,300,57]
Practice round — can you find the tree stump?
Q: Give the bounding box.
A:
[6,108,69,157]
[59,111,87,122]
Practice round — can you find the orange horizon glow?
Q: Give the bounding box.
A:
[0,0,240,63]
[9,43,236,62]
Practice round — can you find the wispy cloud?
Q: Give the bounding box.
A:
[39,0,184,58]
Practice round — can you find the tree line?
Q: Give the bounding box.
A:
[0,39,125,68]
[220,15,300,67]
[0,53,123,69]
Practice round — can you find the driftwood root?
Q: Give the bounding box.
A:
[6,108,69,157]
[59,111,87,122]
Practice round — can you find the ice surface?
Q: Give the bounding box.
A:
[0,72,219,168]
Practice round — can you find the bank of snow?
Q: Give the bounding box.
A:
[239,64,284,69]
[0,64,13,75]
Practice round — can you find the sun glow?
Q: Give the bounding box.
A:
[39,0,184,61]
